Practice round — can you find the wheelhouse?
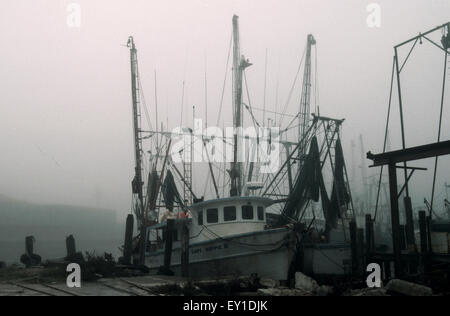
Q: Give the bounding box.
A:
[189,196,273,242]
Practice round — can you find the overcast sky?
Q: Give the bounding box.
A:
[0,0,449,217]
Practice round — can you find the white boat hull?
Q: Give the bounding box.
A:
[145,227,351,280]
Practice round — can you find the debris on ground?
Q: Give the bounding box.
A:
[344,288,389,296]
[295,272,320,293]
[258,278,280,289]
[257,287,313,296]
[385,279,433,296]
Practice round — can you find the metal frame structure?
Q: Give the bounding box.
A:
[369,22,450,276]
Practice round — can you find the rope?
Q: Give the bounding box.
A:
[199,224,289,252]
[279,46,306,128]
[216,31,233,127]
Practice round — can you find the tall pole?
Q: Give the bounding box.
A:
[359,134,369,212]
[394,48,410,198]
[230,15,251,197]
[127,36,145,264]
[388,163,402,277]
[430,39,448,216]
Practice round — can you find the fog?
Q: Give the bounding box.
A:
[0,0,449,224]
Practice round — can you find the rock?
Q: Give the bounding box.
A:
[295,272,319,293]
[385,279,433,296]
[317,285,334,296]
[350,288,388,296]
[259,278,280,288]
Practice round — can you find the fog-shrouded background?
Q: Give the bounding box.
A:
[0,0,449,262]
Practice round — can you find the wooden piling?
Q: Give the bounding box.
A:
[25,236,34,256]
[384,261,391,279]
[399,225,406,250]
[65,235,76,258]
[404,196,416,252]
[180,222,190,277]
[349,220,358,275]
[163,219,175,272]
[418,211,430,274]
[426,215,433,254]
[418,211,428,253]
[357,228,365,275]
[365,214,375,256]
[388,163,402,278]
[123,214,134,265]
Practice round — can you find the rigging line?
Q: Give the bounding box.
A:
[216,31,233,127]
[430,49,448,216]
[279,46,306,127]
[205,52,208,128]
[136,61,153,131]
[180,81,185,127]
[242,70,261,184]
[374,58,395,221]
[243,71,261,128]
[281,111,305,135]
[250,106,297,118]
[399,38,419,73]
[263,48,268,127]
[275,55,280,126]
[154,71,159,151]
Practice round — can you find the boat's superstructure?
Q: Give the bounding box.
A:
[187,196,273,243]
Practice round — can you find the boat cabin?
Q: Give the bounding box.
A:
[144,196,274,252]
[188,196,273,243]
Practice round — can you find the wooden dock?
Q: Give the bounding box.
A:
[0,275,189,296]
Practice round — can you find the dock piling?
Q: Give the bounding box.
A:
[66,235,77,258]
[181,222,190,277]
[161,219,175,275]
[349,220,358,275]
[123,214,134,265]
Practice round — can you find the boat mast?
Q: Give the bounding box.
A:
[298,34,316,159]
[127,36,144,217]
[127,36,145,263]
[230,15,251,197]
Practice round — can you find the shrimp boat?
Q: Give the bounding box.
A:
[124,15,355,282]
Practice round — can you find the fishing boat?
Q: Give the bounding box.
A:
[123,15,355,282]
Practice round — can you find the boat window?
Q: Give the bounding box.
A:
[257,206,264,220]
[242,205,254,220]
[198,211,203,225]
[224,206,237,221]
[207,208,219,223]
